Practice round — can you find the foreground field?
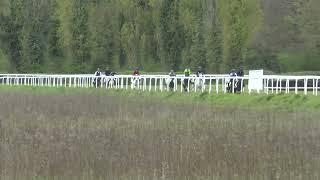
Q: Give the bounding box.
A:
[0,87,320,179]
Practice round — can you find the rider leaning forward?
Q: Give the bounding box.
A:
[169,69,176,76]
[133,67,140,76]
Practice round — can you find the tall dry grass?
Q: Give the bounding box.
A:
[0,91,319,180]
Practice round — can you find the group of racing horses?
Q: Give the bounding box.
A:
[93,68,245,93]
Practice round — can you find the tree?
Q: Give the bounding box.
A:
[20,0,50,72]
[0,0,23,72]
[218,0,262,71]
[159,0,184,70]
[69,0,91,73]
[89,0,117,71]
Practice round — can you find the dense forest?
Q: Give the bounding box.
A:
[0,0,319,73]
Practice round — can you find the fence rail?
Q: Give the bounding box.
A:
[0,74,319,96]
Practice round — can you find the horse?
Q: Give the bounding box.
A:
[194,73,205,91]
[226,70,245,93]
[226,77,242,93]
[183,77,193,92]
[93,76,102,88]
[165,76,176,91]
[103,72,117,88]
[131,76,141,89]
[93,72,117,88]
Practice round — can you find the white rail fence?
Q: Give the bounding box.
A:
[0,74,319,96]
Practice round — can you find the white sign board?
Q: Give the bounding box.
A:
[248,70,264,93]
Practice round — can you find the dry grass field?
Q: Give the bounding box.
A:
[0,89,319,179]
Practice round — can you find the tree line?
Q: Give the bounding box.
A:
[0,0,319,73]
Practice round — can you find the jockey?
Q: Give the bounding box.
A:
[93,68,102,87]
[94,68,101,76]
[105,67,111,76]
[227,69,241,93]
[169,69,176,77]
[237,68,244,77]
[183,68,191,92]
[133,67,140,76]
[229,69,238,77]
[184,68,191,77]
[196,66,204,77]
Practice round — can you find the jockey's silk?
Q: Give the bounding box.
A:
[95,71,101,76]
[184,69,191,76]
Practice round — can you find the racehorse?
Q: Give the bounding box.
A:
[183,77,191,92]
[226,77,242,93]
[194,73,205,91]
[103,72,117,88]
[165,76,176,91]
[93,76,102,88]
[131,75,140,89]
[227,78,241,93]
[93,72,117,88]
[226,69,244,93]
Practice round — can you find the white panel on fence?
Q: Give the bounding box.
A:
[248,70,264,93]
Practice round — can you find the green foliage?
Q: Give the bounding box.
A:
[0,0,319,73]
[69,0,91,73]
[218,0,262,71]
[0,49,9,72]
[159,0,184,70]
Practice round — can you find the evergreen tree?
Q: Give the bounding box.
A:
[70,0,91,73]
[159,0,184,70]
[0,0,23,72]
[89,0,117,71]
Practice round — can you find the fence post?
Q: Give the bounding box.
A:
[313,78,316,95]
[304,78,308,95]
[149,78,152,91]
[316,79,318,96]
[240,78,244,93]
[209,78,212,94]
[216,79,219,94]
[180,78,183,93]
[223,78,227,94]
[187,78,190,93]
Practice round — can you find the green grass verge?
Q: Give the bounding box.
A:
[1,85,320,112]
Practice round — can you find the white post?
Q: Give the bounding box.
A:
[279,79,282,93]
[313,78,316,95]
[316,79,318,96]
[209,79,212,94]
[187,78,190,93]
[232,77,235,94]
[126,77,128,90]
[149,78,152,91]
[181,78,183,92]
[202,78,205,93]
[295,79,298,94]
[173,78,177,92]
[286,79,289,94]
[74,77,77,88]
[121,77,124,89]
[304,78,308,95]
[216,79,219,94]
[194,78,197,93]
[143,78,147,91]
[276,79,279,94]
[160,78,163,92]
[240,78,244,93]
[271,79,274,94]
[223,78,227,94]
